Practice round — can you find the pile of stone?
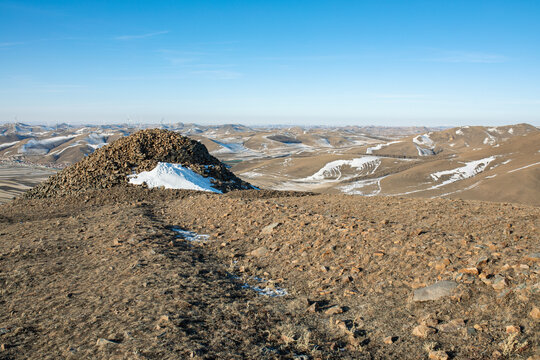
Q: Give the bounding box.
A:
[25,129,252,198]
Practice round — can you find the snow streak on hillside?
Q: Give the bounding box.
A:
[430,156,497,189]
[303,156,381,181]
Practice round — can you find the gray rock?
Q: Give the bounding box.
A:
[96,338,119,347]
[413,280,458,302]
[250,246,269,257]
[260,222,280,235]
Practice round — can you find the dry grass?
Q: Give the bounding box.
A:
[500,333,529,356]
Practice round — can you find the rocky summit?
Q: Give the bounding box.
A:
[24,129,252,198]
[0,188,538,359]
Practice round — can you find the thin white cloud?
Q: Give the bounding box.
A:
[427,51,507,63]
[156,49,241,79]
[373,94,427,99]
[35,84,85,93]
[115,30,169,40]
[0,42,23,47]
[504,99,540,105]
[189,70,242,80]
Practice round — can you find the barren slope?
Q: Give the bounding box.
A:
[0,188,538,359]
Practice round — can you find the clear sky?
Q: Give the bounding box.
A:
[1,0,539,126]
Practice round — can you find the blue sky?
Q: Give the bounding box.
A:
[0,0,539,126]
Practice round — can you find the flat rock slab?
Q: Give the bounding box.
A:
[261,222,281,235]
[413,281,458,302]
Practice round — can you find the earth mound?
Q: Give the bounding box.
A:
[25,129,252,198]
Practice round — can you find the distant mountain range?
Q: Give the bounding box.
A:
[1,122,538,205]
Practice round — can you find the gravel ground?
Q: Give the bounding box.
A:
[0,187,538,359]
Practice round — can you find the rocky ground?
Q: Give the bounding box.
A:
[0,187,538,359]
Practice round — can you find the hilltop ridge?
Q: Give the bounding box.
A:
[24,129,252,198]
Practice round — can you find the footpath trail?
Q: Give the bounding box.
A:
[0,187,538,359]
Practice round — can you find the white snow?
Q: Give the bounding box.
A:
[413,134,434,148]
[430,156,497,189]
[455,129,464,135]
[415,146,436,156]
[508,128,514,134]
[366,140,401,154]
[49,141,82,156]
[172,227,210,242]
[0,141,20,150]
[128,162,222,193]
[303,156,380,181]
[85,133,109,149]
[75,127,90,134]
[242,283,288,297]
[340,176,386,196]
[317,137,332,147]
[487,127,502,134]
[435,181,482,198]
[213,140,249,154]
[240,171,264,178]
[211,139,261,158]
[507,161,540,173]
[18,135,76,155]
[413,134,435,156]
[483,131,497,146]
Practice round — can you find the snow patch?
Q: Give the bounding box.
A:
[0,140,20,150]
[430,156,497,189]
[303,157,380,181]
[128,162,222,193]
[413,134,434,148]
[18,135,76,155]
[366,141,401,154]
[240,171,264,178]
[455,129,464,135]
[413,134,435,156]
[242,283,288,297]
[507,161,540,173]
[317,137,332,147]
[172,227,210,242]
[340,176,385,196]
[85,133,109,149]
[483,131,497,146]
[49,141,83,156]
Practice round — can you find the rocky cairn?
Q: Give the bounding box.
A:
[25,129,253,198]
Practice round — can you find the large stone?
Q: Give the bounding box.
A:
[524,253,540,262]
[412,324,436,338]
[530,307,540,321]
[261,222,281,235]
[413,281,458,302]
[250,246,269,257]
[429,350,449,360]
[324,306,344,315]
